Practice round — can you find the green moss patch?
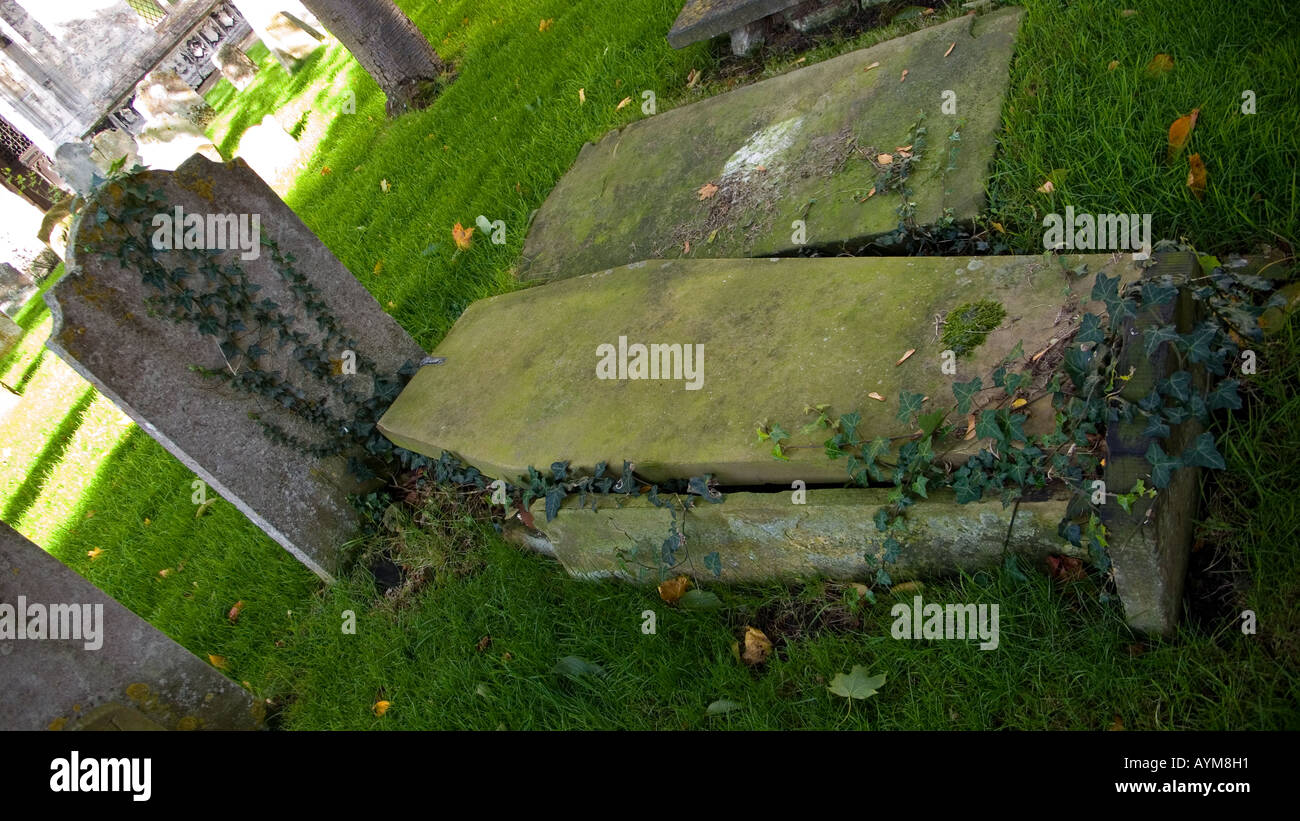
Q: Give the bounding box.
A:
[941,300,1006,358]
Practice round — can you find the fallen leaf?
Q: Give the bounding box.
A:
[891,581,924,594]
[615,96,632,110]
[227,600,245,623]
[827,666,886,700]
[1107,59,1119,71]
[452,222,474,250]
[158,568,170,578]
[683,240,690,254]
[849,583,871,598]
[538,18,553,31]
[476,635,492,652]
[195,498,216,518]
[706,699,742,716]
[741,626,773,666]
[756,164,767,172]
[658,574,690,604]
[944,42,956,58]
[1031,343,1052,362]
[991,221,1006,234]
[1011,397,1028,409]
[1167,108,1199,159]
[877,153,894,165]
[679,590,723,610]
[793,57,806,65]
[1037,179,1055,194]
[964,413,978,440]
[514,499,534,528]
[578,87,585,104]
[553,655,606,680]
[143,518,151,525]
[379,178,390,193]
[686,68,700,88]
[1186,153,1207,200]
[866,186,876,197]
[373,259,384,276]
[863,61,880,72]
[208,654,228,670]
[320,166,332,175]
[1144,53,1174,77]
[895,348,916,366]
[923,6,935,13]
[1120,9,1138,16]
[1108,714,1125,731]
[697,182,719,200]
[1046,554,1086,582]
[373,700,391,716]
[87,548,103,560]
[900,69,909,82]
[868,392,886,402]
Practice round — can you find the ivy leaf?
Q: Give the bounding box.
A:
[680,590,723,610]
[1144,441,1183,489]
[839,411,861,442]
[1141,415,1171,440]
[827,666,886,700]
[1003,554,1028,583]
[1142,279,1178,307]
[1077,312,1105,346]
[1205,379,1241,411]
[1143,324,1181,358]
[910,475,929,498]
[897,391,924,423]
[1159,371,1193,403]
[917,410,946,438]
[875,567,892,587]
[544,486,566,521]
[703,551,723,577]
[1184,322,1221,365]
[873,508,890,532]
[1091,272,1120,305]
[1063,346,1092,387]
[952,470,983,503]
[1181,432,1226,470]
[975,409,1004,444]
[882,537,901,564]
[952,377,982,415]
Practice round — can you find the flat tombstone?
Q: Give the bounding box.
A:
[521,8,1024,281]
[379,253,1143,487]
[0,523,263,730]
[47,154,426,579]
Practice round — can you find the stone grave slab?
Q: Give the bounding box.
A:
[380,253,1145,486]
[505,487,1084,584]
[0,523,263,730]
[520,7,1023,281]
[48,154,427,580]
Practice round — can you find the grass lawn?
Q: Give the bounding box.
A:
[2,0,1296,729]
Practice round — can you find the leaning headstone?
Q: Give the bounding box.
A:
[214,42,259,90]
[0,523,263,730]
[133,69,223,170]
[47,154,427,579]
[53,142,99,198]
[1,262,38,318]
[521,7,1024,281]
[0,310,22,358]
[668,0,891,54]
[231,0,325,71]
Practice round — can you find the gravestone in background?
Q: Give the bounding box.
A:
[133,69,223,170]
[0,263,37,319]
[47,154,426,579]
[669,0,895,55]
[521,8,1024,281]
[0,523,263,730]
[214,42,260,90]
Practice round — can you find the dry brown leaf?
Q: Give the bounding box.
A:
[452,222,474,250]
[1107,59,1119,71]
[686,68,701,88]
[877,153,894,165]
[615,96,632,110]
[320,166,332,175]
[895,348,916,366]
[923,6,935,13]
[1037,179,1055,194]
[1145,53,1174,77]
[1120,9,1138,16]
[741,626,773,666]
[658,575,691,604]
[158,568,170,578]
[1186,153,1207,200]
[697,182,719,200]
[1031,343,1052,362]
[1167,108,1199,158]
[379,178,390,193]
[476,635,492,652]
[683,240,690,254]
[1108,714,1125,731]
[228,600,245,623]
[944,42,956,58]
[900,69,909,82]
[863,61,880,72]
[868,392,886,402]
[964,414,978,440]
[514,500,535,529]
[208,654,228,670]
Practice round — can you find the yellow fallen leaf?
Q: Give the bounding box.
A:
[741,626,773,666]
[991,222,1006,234]
[698,182,719,200]
[1167,108,1199,159]
[1107,59,1119,71]
[877,153,894,165]
[1011,397,1028,409]
[658,575,690,604]
[143,517,151,525]
[1145,53,1174,77]
[616,96,632,110]
[379,178,390,193]
[320,166,332,175]
[944,42,956,58]
[538,18,553,31]
[578,87,585,104]
[1037,179,1055,194]
[895,348,916,366]
[452,222,474,250]
[868,392,886,402]
[373,259,384,276]
[1186,153,1207,200]
[87,547,103,560]
[373,700,391,717]
[208,654,228,670]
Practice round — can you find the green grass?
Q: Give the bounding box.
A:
[1,0,1296,729]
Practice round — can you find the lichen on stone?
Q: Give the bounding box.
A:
[941,299,1006,357]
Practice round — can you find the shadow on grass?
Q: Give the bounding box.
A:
[2,388,95,526]
[213,46,335,158]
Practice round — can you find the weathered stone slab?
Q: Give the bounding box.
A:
[379,253,1144,486]
[668,0,804,48]
[521,8,1023,281]
[0,523,263,731]
[507,487,1084,584]
[49,154,426,579]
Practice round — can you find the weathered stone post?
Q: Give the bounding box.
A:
[0,523,263,730]
[46,154,426,579]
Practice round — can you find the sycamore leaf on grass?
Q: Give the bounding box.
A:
[658,575,690,604]
[741,626,772,666]
[1167,108,1199,159]
[1186,153,1207,200]
[1145,53,1174,77]
[828,666,886,700]
[452,222,474,250]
